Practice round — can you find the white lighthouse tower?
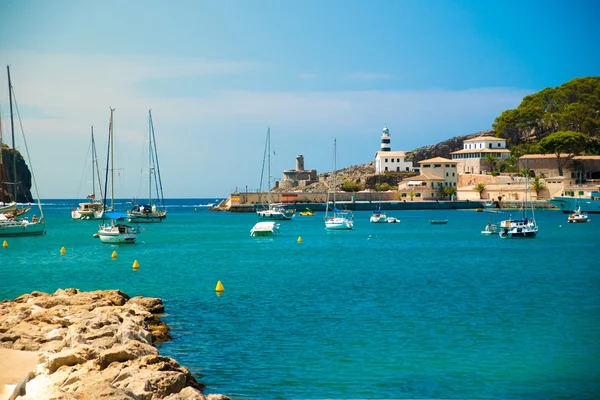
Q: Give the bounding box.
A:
[380,125,391,152]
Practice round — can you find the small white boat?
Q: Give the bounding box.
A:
[257,203,295,220]
[499,171,538,239]
[325,214,354,230]
[0,66,46,237]
[97,219,138,244]
[567,207,590,223]
[250,221,280,237]
[387,217,400,223]
[127,110,167,224]
[72,128,105,220]
[0,214,45,236]
[370,209,387,223]
[96,108,137,244]
[481,223,499,235]
[72,198,105,220]
[324,139,353,231]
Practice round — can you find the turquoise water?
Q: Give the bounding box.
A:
[1,199,599,399]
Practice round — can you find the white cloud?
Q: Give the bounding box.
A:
[0,51,530,198]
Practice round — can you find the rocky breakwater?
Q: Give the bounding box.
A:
[0,288,229,400]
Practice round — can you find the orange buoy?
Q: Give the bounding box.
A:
[111,251,118,259]
[60,246,66,255]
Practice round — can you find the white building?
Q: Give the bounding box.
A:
[374,126,416,173]
[450,135,510,174]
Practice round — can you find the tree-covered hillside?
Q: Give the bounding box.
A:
[492,76,600,153]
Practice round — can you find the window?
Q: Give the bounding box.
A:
[401,192,406,197]
[397,158,400,162]
[385,167,388,171]
[489,143,492,149]
[416,193,421,197]
[446,172,448,177]
[391,158,394,162]
[433,164,441,168]
[445,164,450,167]
[423,164,430,168]
[396,167,400,172]
[497,143,501,147]
[385,158,388,162]
[452,172,455,177]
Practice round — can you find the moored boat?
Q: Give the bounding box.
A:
[250,221,280,237]
[567,207,590,223]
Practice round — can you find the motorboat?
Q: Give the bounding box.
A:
[250,221,280,237]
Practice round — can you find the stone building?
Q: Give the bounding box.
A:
[397,157,458,200]
[518,154,600,181]
[277,154,318,190]
[450,135,510,174]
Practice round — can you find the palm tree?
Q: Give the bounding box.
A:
[475,183,486,199]
[531,177,546,198]
[483,153,497,173]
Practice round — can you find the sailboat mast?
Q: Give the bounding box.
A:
[7,65,17,203]
[109,107,115,211]
[267,127,271,205]
[333,138,337,208]
[91,126,95,198]
[148,110,152,206]
[149,111,164,208]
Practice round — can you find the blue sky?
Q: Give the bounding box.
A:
[0,0,598,198]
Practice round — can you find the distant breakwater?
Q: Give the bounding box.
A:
[223,200,557,213]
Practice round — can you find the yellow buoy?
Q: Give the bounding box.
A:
[2,240,8,248]
[215,281,225,293]
[60,246,66,255]
[111,251,118,259]
[132,260,140,270]
[297,236,303,243]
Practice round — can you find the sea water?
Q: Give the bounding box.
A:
[1,199,599,399]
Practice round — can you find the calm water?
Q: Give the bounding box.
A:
[1,199,599,399]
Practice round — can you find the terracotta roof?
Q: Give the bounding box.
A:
[463,136,506,142]
[418,157,456,163]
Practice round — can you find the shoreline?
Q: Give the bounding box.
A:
[0,288,230,400]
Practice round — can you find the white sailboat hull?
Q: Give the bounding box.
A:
[370,213,387,223]
[498,219,537,239]
[257,209,294,220]
[325,216,354,230]
[0,219,46,236]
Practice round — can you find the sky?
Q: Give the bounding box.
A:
[0,0,598,199]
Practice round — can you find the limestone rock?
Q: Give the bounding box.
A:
[0,288,228,400]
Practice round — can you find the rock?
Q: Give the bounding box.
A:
[0,289,228,399]
[99,340,158,369]
[129,296,165,314]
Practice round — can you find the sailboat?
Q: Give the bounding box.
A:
[256,127,294,221]
[370,170,387,223]
[0,65,45,237]
[71,127,105,220]
[499,170,538,238]
[325,139,354,230]
[96,108,138,244]
[127,110,167,223]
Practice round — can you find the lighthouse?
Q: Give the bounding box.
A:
[380,126,391,152]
